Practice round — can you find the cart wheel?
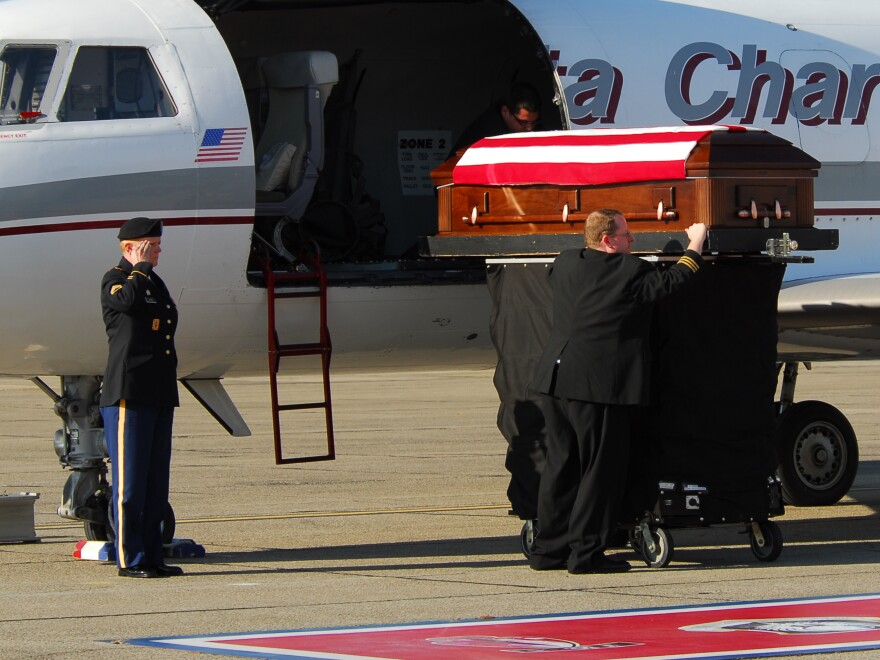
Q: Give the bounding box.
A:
[627,526,640,553]
[640,526,674,568]
[520,519,537,558]
[749,520,783,562]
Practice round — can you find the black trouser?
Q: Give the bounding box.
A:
[530,395,633,571]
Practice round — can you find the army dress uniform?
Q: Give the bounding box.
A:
[99,220,179,576]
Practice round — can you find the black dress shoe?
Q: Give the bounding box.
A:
[118,565,158,578]
[568,556,631,575]
[528,553,568,571]
[154,564,184,577]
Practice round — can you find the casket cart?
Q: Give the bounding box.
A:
[428,126,838,567]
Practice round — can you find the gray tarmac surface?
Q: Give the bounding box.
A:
[1,361,879,659]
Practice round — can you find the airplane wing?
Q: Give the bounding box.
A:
[778,275,880,361]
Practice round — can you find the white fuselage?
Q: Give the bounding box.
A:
[3,0,880,382]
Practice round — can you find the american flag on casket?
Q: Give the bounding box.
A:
[452,125,749,187]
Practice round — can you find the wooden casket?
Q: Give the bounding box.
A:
[425,126,838,257]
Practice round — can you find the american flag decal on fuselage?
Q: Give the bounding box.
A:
[195,127,247,163]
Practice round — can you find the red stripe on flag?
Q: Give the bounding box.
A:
[452,126,748,187]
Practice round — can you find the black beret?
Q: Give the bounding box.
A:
[118,217,162,240]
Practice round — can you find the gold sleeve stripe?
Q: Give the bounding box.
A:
[110,284,123,295]
[678,255,700,273]
[132,270,148,278]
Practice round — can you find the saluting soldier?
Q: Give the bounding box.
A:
[100,217,183,578]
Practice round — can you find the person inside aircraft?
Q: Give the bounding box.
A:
[528,209,707,574]
[450,81,542,155]
[100,217,183,579]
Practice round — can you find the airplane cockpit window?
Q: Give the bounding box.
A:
[58,46,176,122]
[0,46,57,125]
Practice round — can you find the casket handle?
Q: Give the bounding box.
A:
[624,207,678,221]
[463,206,478,225]
[736,199,759,219]
[737,199,791,219]
[562,203,570,223]
[655,201,678,221]
[775,198,791,219]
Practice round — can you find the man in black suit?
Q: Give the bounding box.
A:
[529,208,707,574]
[100,217,183,579]
[451,82,542,155]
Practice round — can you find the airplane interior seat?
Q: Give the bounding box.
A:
[254,50,339,220]
[113,66,157,119]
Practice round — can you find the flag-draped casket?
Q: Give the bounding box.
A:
[428,125,836,256]
[465,126,834,524]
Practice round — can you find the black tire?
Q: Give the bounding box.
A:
[83,492,113,542]
[83,520,109,542]
[627,526,640,553]
[640,526,674,568]
[775,401,859,506]
[749,520,783,562]
[85,502,175,545]
[520,520,536,558]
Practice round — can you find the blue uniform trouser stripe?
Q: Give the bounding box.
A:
[101,401,174,569]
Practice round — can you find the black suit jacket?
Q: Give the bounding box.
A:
[531,247,702,405]
[450,104,507,155]
[99,258,179,408]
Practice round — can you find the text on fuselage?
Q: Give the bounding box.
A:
[555,42,880,126]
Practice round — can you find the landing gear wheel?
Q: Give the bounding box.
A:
[83,492,113,541]
[639,526,674,568]
[520,519,536,558]
[84,502,175,545]
[775,400,859,506]
[748,520,783,562]
[83,519,109,541]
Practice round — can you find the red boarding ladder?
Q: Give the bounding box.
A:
[262,246,335,464]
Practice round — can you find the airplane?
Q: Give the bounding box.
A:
[2,0,879,541]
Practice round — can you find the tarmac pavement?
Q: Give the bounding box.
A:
[0,361,879,659]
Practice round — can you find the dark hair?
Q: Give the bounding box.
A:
[504,82,541,115]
